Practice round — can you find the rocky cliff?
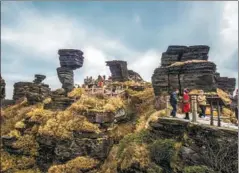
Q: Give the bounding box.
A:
[106,60,129,82]
[152,45,236,96]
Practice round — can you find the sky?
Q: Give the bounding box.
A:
[1,1,238,99]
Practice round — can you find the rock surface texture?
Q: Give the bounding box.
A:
[128,70,143,82]
[152,45,236,97]
[13,81,51,104]
[44,88,74,111]
[106,60,129,82]
[56,49,84,93]
[149,117,238,172]
[1,76,6,100]
[215,73,236,94]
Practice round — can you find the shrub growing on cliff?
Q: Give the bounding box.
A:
[183,166,215,173]
[48,156,99,173]
[149,139,181,173]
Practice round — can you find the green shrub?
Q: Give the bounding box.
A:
[183,166,215,173]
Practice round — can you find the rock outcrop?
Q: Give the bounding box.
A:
[33,74,46,84]
[161,45,209,67]
[106,60,129,82]
[13,81,51,105]
[128,70,143,82]
[152,45,235,96]
[215,73,236,94]
[56,49,84,93]
[149,117,238,172]
[1,75,6,100]
[44,88,74,111]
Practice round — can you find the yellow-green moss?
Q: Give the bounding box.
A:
[118,144,150,171]
[183,166,215,173]
[12,134,39,156]
[1,150,36,172]
[67,88,85,99]
[38,111,100,139]
[48,156,99,173]
[26,108,53,124]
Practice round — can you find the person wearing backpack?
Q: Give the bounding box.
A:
[170,88,179,117]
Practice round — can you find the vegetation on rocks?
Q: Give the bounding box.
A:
[48,156,99,173]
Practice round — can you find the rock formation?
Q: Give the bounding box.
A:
[13,75,51,104]
[161,45,209,66]
[128,70,143,82]
[152,45,236,96]
[1,75,6,100]
[33,74,46,84]
[106,60,129,82]
[44,88,74,111]
[215,73,236,94]
[57,49,84,93]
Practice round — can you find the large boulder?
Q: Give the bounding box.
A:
[58,49,84,70]
[106,60,129,82]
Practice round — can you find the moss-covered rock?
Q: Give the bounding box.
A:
[183,165,215,173]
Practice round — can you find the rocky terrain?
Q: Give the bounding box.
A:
[1,47,238,173]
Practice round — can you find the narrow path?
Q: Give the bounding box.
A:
[176,113,238,129]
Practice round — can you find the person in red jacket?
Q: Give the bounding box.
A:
[183,88,190,120]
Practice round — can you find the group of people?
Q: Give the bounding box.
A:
[84,75,112,88]
[169,88,238,121]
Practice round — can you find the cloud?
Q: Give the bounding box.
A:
[1,1,238,99]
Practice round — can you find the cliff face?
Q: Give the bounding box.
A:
[152,45,236,96]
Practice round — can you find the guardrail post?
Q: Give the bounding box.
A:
[217,101,221,127]
[166,95,170,116]
[192,96,197,122]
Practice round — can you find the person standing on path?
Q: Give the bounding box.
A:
[170,88,179,118]
[197,90,207,118]
[182,89,190,120]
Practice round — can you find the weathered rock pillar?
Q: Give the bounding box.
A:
[106,60,129,82]
[191,96,197,122]
[57,49,84,93]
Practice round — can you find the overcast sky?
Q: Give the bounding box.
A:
[1,1,238,99]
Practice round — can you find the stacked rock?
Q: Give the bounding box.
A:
[13,81,51,104]
[181,45,210,61]
[1,75,6,100]
[44,88,74,110]
[33,74,46,84]
[106,60,129,82]
[161,45,209,67]
[152,45,219,96]
[57,49,84,93]
[128,70,143,82]
[216,76,236,94]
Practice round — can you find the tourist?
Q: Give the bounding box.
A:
[170,88,179,118]
[182,88,190,120]
[197,90,207,118]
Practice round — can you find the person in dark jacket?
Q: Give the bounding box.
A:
[170,89,179,117]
